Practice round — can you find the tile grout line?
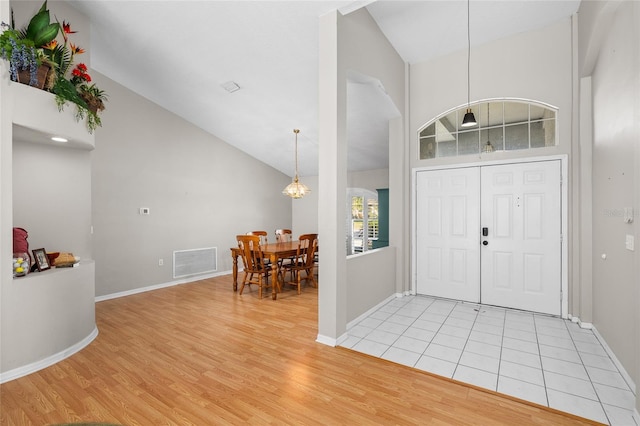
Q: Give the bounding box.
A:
[532,313,551,409]
[564,318,612,425]
[450,300,475,381]
[413,297,440,364]
[495,307,507,394]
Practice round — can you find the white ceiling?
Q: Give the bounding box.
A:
[68,0,580,177]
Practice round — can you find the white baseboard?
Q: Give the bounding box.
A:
[346,293,402,330]
[335,333,349,346]
[321,292,405,346]
[316,334,337,347]
[95,269,234,302]
[591,325,637,395]
[0,326,98,384]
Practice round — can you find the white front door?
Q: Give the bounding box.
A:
[416,167,480,303]
[480,160,561,315]
[416,160,562,315]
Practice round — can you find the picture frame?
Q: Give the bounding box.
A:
[32,248,51,271]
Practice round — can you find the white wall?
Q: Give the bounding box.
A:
[0,0,14,379]
[347,168,389,191]
[292,175,318,236]
[292,169,389,236]
[13,142,92,259]
[318,7,405,344]
[1,0,97,380]
[91,72,292,297]
[347,247,396,322]
[410,19,573,167]
[0,1,13,330]
[579,0,640,411]
[410,19,577,309]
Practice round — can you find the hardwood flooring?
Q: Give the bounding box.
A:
[0,275,602,425]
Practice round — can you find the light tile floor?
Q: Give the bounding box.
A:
[340,295,637,425]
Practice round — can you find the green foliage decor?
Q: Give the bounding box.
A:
[0,1,107,134]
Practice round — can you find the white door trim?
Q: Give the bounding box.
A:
[411,154,569,318]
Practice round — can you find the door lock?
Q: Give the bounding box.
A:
[482,240,489,246]
[482,227,488,236]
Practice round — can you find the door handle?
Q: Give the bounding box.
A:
[482,240,488,246]
[482,227,488,236]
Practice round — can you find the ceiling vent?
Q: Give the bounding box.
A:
[221,81,241,93]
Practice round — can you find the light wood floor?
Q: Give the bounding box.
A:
[1,275,602,425]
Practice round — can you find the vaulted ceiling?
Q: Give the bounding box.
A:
[68,0,580,177]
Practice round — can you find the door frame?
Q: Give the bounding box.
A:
[411,154,569,318]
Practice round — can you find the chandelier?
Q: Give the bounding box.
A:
[282,129,310,199]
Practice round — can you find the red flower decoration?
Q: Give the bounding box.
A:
[71,64,91,82]
[62,21,77,34]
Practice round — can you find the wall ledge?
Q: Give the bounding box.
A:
[0,326,98,384]
[10,81,95,150]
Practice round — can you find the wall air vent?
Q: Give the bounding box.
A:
[173,247,217,278]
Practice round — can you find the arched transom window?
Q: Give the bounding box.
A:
[419,100,557,159]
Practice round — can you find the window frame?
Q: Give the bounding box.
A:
[418,99,558,160]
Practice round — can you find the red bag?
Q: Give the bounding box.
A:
[13,227,31,260]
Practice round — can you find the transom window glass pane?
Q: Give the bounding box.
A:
[505,123,529,150]
[418,100,556,159]
[437,140,457,157]
[481,127,504,151]
[441,111,459,132]
[420,136,436,159]
[487,102,503,126]
[420,122,436,138]
[531,119,555,147]
[504,102,529,125]
[458,130,479,155]
[530,105,555,121]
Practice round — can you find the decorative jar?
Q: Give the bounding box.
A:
[13,253,30,277]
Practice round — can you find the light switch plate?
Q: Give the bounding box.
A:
[626,234,634,251]
[624,207,634,223]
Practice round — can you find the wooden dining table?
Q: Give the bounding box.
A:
[230,240,300,300]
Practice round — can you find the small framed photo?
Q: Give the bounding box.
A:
[32,248,51,271]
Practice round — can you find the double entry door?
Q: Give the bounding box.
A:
[416,160,561,315]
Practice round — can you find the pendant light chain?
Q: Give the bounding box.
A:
[467,0,471,108]
[461,0,477,128]
[294,129,299,181]
[282,128,310,198]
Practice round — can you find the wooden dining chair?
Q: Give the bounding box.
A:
[283,233,318,294]
[236,234,272,299]
[248,230,268,245]
[247,231,271,281]
[274,228,293,282]
[275,229,292,243]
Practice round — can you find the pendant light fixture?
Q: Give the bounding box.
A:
[461,0,477,128]
[282,129,310,199]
